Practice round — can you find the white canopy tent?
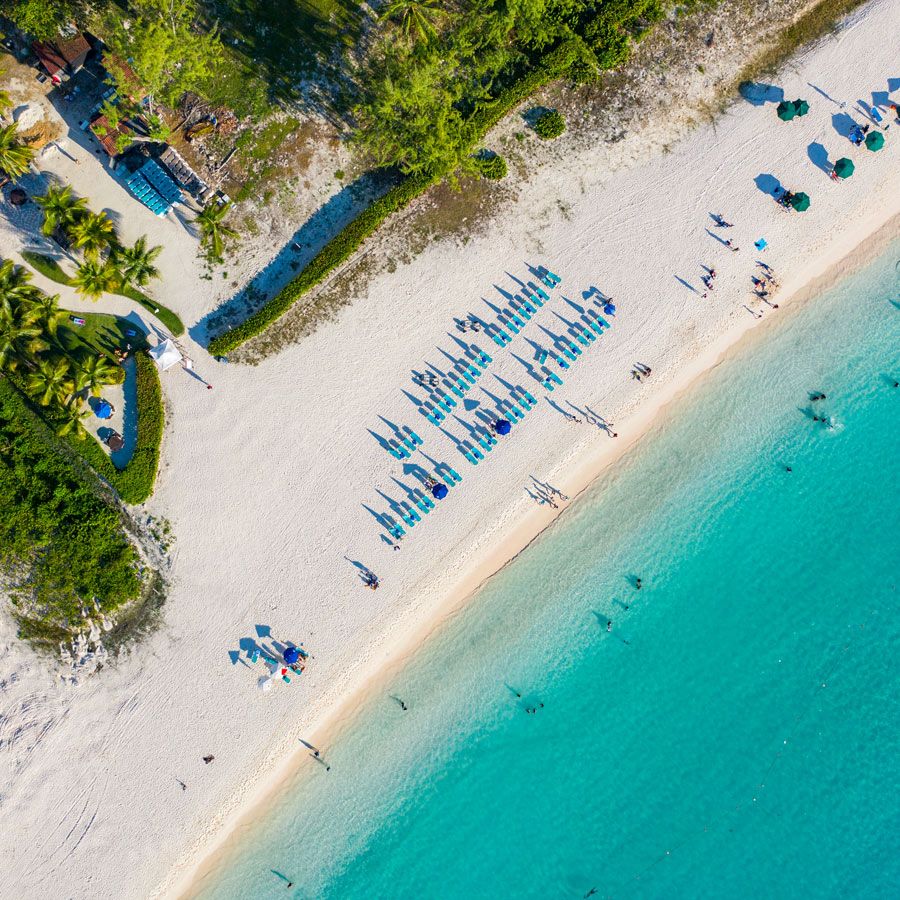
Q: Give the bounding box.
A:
[149,339,182,372]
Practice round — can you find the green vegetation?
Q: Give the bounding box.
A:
[0,377,142,644]
[534,109,566,139]
[102,0,223,111]
[0,122,35,179]
[110,352,164,504]
[5,0,70,41]
[20,250,71,286]
[195,202,239,263]
[1,260,164,505]
[474,152,508,179]
[24,184,184,336]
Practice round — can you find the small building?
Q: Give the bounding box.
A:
[89,113,135,157]
[32,32,91,84]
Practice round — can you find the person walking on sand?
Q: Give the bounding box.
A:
[725,240,739,252]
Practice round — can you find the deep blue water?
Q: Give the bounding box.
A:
[198,241,900,900]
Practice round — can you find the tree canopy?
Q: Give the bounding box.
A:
[106,0,223,109]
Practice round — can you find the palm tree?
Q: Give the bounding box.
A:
[71,259,118,300]
[34,184,89,237]
[112,236,162,287]
[195,202,237,261]
[0,258,39,313]
[24,290,66,338]
[70,211,117,259]
[0,305,49,372]
[26,356,74,406]
[0,123,35,179]
[56,398,89,440]
[75,354,119,396]
[380,0,445,44]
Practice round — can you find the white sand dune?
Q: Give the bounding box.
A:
[1,2,899,897]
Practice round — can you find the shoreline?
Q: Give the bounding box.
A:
[170,203,900,899]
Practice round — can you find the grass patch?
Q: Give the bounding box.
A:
[21,251,185,337]
[21,250,72,286]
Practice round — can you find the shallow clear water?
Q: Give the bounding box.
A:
[200,243,900,900]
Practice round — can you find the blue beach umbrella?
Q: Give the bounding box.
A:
[494,419,512,435]
[283,646,300,665]
[95,400,112,419]
[603,303,616,315]
[431,483,449,500]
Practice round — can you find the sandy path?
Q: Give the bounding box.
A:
[1,2,899,897]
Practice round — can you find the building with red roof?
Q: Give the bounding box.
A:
[33,32,91,84]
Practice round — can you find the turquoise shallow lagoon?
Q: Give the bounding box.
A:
[199,242,900,899]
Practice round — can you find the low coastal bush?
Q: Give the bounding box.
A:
[21,251,185,337]
[534,110,567,140]
[113,352,164,505]
[208,172,437,355]
[474,153,508,180]
[0,377,141,639]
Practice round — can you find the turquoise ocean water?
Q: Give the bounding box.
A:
[199,242,900,900]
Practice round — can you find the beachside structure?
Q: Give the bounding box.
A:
[159,146,209,200]
[32,31,91,85]
[89,114,137,158]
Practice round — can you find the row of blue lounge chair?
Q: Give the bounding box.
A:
[383,463,464,540]
[419,345,494,425]
[459,386,538,465]
[538,307,613,392]
[383,425,424,461]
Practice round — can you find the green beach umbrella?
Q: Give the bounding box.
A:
[864,131,885,151]
[789,191,811,212]
[793,99,810,116]
[833,157,854,178]
[776,100,797,121]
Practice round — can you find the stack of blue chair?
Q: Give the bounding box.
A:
[139,159,183,206]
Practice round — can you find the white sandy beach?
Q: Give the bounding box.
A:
[1,2,899,897]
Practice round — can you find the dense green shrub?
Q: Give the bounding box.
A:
[113,352,164,505]
[0,377,141,636]
[534,109,566,139]
[474,153,508,179]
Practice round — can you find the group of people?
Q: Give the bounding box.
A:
[631,362,652,382]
